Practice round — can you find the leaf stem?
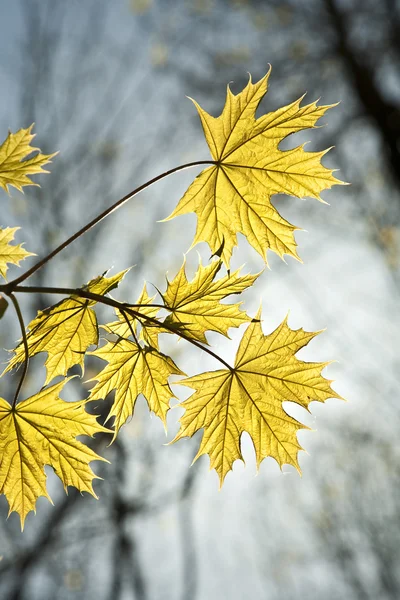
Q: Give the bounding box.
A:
[7,160,215,288]
[7,293,29,408]
[120,308,140,345]
[133,309,233,371]
[8,284,233,371]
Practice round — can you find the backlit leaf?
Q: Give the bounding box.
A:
[173,313,342,485]
[89,339,184,438]
[4,271,127,385]
[162,259,258,343]
[0,379,110,529]
[0,227,35,280]
[166,69,343,266]
[0,125,57,193]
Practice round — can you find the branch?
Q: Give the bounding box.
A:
[7,160,214,287]
[7,294,29,409]
[5,284,234,371]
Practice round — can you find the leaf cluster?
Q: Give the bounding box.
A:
[0,70,344,528]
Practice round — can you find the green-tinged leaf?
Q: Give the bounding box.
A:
[0,227,35,280]
[0,125,57,193]
[84,268,130,300]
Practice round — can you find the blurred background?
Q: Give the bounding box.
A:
[0,0,399,598]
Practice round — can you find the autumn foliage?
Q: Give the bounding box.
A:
[0,70,344,528]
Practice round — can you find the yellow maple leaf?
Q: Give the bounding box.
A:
[0,125,57,193]
[88,339,184,438]
[173,313,342,485]
[166,69,343,266]
[4,270,127,385]
[0,379,110,529]
[162,259,258,343]
[0,227,35,280]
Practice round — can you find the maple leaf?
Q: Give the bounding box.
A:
[0,125,57,193]
[88,339,184,438]
[0,227,35,280]
[4,270,127,385]
[162,259,258,343]
[173,313,342,485]
[0,379,110,529]
[166,69,343,266]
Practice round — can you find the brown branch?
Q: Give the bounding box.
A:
[7,160,214,288]
[4,284,234,371]
[7,294,29,409]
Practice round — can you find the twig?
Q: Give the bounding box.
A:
[7,294,29,409]
[7,161,214,287]
[5,284,234,371]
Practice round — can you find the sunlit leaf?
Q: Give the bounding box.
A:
[0,227,35,280]
[4,271,128,384]
[0,379,110,529]
[173,313,342,484]
[163,258,258,343]
[89,339,184,438]
[0,125,57,193]
[166,69,343,266]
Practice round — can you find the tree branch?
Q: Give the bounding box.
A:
[7,160,214,287]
